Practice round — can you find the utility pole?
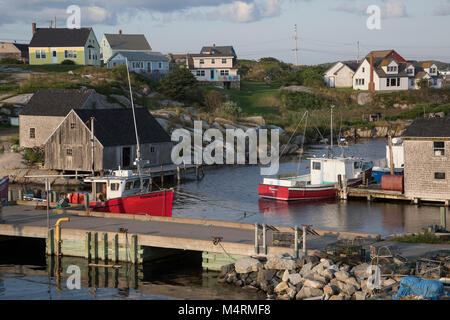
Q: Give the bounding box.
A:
[357,41,360,64]
[293,24,299,66]
[330,105,335,158]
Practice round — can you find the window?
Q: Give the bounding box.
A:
[362,67,365,73]
[391,78,397,87]
[196,70,205,77]
[35,50,46,59]
[211,59,215,64]
[143,179,150,188]
[220,70,229,76]
[434,141,445,156]
[133,180,141,189]
[66,148,73,156]
[410,79,415,86]
[386,78,390,87]
[397,78,401,87]
[199,59,204,64]
[435,172,446,180]
[158,62,162,68]
[125,182,133,190]
[354,162,362,169]
[312,162,321,170]
[150,147,155,153]
[29,128,35,139]
[222,59,227,64]
[64,50,77,59]
[110,183,120,191]
[407,68,413,74]
[70,123,76,129]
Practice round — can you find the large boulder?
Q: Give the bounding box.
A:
[295,287,323,300]
[288,273,302,286]
[323,284,340,296]
[257,269,277,284]
[265,256,296,271]
[303,279,326,289]
[337,282,357,296]
[352,263,371,279]
[235,258,262,274]
[335,271,350,282]
[300,262,313,275]
[274,281,289,294]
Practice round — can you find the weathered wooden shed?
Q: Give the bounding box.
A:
[44,108,172,172]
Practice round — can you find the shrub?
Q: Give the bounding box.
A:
[0,57,22,65]
[203,90,226,111]
[158,66,199,101]
[24,147,44,164]
[220,101,242,117]
[61,59,76,65]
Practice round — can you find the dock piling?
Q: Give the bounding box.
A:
[46,229,55,256]
[7,189,14,203]
[254,223,259,254]
[102,233,108,262]
[302,226,307,255]
[176,166,181,183]
[85,232,92,261]
[262,224,267,255]
[112,234,119,262]
[441,207,447,231]
[84,193,90,211]
[294,226,299,259]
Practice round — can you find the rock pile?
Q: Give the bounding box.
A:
[218,253,405,301]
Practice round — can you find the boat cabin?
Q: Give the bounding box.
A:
[84,170,152,201]
[310,157,365,185]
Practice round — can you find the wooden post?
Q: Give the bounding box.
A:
[8,189,14,202]
[112,234,119,262]
[177,166,181,183]
[441,207,447,231]
[196,165,199,180]
[388,135,395,176]
[262,224,267,255]
[18,190,23,201]
[302,226,307,254]
[85,232,92,261]
[254,223,259,254]
[93,232,98,262]
[131,235,138,264]
[294,226,299,259]
[46,229,55,256]
[102,233,108,262]
[343,174,348,200]
[160,165,164,187]
[84,193,90,211]
[183,161,187,178]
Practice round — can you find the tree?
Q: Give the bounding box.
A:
[203,90,226,111]
[417,78,430,90]
[159,66,199,101]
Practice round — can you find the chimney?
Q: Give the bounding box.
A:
[32,22,36,34]
[369,54,375,91]
[119,29,122,35]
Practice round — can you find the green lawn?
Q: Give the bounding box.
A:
[214,81,282,116]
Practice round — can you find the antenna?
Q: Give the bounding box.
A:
[293,24,299,66]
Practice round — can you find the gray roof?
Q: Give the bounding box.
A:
[74,108,171,146]
[403,117,450,138]
[109,51,168,62]
[21,89,94,117]
[104,34,151,51]
[29,28,92,47]
[200,45,236,56]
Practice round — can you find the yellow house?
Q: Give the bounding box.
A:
[29,23,100,66]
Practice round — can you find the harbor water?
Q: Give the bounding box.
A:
[1,139,448,299]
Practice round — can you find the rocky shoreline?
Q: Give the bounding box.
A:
[218,251,450,301]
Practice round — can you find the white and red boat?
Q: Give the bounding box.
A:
[85,170,173,217]
[259,157,373,201]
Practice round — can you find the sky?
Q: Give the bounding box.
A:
[0,0,449,65]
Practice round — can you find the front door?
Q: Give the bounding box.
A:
[147,62,151,72]
[122,147,131,168]
[210,69,215,80]
[51,49,57,64]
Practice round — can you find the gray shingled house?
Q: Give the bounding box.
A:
[44,108,173,172]
[100,32,152,64]
[402,117,450,203]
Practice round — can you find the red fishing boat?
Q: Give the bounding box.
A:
[259,157,373,201]
[84,170,173,216]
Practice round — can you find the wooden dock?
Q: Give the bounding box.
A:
[0,202,380,271]
[346,186,450,207]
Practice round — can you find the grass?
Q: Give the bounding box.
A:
[211,81,282,116]
[390,232,450,244]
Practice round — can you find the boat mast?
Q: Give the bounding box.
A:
[330,105,335,158]
[125,58,144,191]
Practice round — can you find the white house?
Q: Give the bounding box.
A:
[100,31,152,64]
[107,51,169,75]
[323,61,359,88]
[187,45,240,89]
[352,50,442,91]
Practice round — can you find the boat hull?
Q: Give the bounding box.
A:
[89,189,174,217]
[259,169,371,201]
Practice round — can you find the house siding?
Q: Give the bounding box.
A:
[44,111,103,171]
[404,139,450,200]
[19,115,65,148]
